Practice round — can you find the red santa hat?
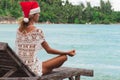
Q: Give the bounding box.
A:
[20,1,40,23]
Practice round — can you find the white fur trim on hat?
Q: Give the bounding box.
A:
[29,7,40,15]
[23,18,29,23]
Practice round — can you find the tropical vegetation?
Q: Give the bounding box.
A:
[0,0,120,24]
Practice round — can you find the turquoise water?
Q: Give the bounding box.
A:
[0,24,120,80]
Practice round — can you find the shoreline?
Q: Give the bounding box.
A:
[0,17,17,24]
[0,20,120,25]
[0,20,53,24]
[0,20,18,24]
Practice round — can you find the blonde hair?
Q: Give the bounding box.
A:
[18,15,34,32]
[18,17,29,29]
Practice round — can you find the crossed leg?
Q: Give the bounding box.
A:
[42,55,67,75]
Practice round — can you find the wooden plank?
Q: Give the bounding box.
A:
[0,65,16,68]
[0,62,17,67]
[0,54,12,59]
[41,67,93,80]
[0,65,16,70]
[0,60,17,67]
[0,42,7,51]
[0,67,93,80]
[0,51,6,54]
[3,68,17,77]
[0,58,15,63]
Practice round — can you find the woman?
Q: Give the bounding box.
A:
[15,1,75,76]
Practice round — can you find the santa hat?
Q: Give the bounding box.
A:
[20,1,40,23]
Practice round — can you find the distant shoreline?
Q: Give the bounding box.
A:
[0,20,54,24]
[0,17,18,24]
[0,20,120,25]
[0,20,18,24]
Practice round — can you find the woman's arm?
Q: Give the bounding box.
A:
[41,41,75,57]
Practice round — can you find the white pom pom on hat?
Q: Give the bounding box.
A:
[23,18,29,23]
[20,1,40,23]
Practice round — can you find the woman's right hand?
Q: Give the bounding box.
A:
[67,50,76,57]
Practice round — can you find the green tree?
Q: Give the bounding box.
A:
[0,0,120,24]
[82,2,93,23]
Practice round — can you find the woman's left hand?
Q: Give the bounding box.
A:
[67,50,76,57]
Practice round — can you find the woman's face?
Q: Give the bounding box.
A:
[33,13,40,22]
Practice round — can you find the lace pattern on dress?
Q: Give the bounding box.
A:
[15,28,45,76]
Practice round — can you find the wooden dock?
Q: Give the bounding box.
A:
[0,42,94,80]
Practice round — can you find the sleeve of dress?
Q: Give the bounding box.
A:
[38,29,45,44]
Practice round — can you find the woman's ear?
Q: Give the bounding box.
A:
[29,14,34,19]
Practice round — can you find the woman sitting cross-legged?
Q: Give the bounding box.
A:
[15,1,76,76]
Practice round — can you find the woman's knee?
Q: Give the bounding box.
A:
[61,55,68,61]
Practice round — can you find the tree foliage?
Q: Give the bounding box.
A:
[0,0,120,24]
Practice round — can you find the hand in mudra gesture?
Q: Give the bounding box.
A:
[68,50,76,57]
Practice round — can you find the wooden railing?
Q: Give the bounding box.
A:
[0,67,93,80]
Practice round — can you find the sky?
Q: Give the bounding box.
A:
[68,0,120,11]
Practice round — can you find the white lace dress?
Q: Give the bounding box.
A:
[15,28,45,76]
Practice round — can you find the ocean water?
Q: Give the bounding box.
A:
[0,24,120,80]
